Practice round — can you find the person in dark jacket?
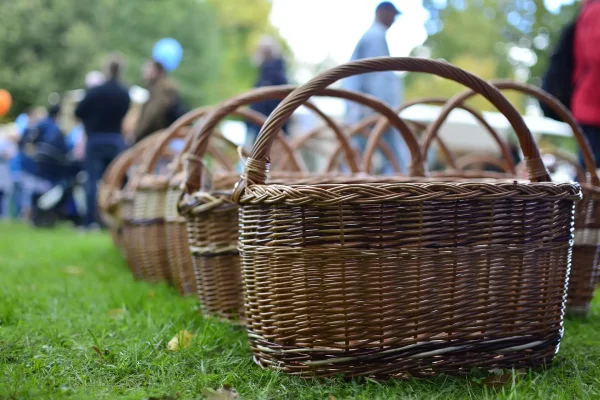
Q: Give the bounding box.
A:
[245,36,288,146]
[75,54,131,227]
[573,0,600,166]
[133,38,185,143]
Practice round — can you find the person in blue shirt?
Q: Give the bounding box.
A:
[344,1,409,174]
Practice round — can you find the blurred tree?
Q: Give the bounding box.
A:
[0,0,282,116]
[97,0,222,106]
[0,0,101,114]
[407,0,581,111]
[206,0,288,99]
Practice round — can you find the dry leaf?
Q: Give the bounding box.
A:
[107,308,127,320]
[63,265,83,275]
[91,345,103,359]
[329,396,337,400]
[201,385,239,400]
[167,330,194,351]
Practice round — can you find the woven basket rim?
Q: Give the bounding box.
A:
[237,180,582,205]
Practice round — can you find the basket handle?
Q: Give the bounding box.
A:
[363,97,517,174]
[518,150,586,183]
[422,81,598,184]
[235,58,548,198]
[324,115,407,173]
[491,81,598,185]
[140,107,211,175]
[182,85,420,194]
[167,107,282,179]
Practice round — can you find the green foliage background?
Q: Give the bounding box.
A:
[0,0,278,115]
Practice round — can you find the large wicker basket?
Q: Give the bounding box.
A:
[423,80,599,317]
[232,57,581,378]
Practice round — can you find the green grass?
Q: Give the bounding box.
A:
[1,222,599,399]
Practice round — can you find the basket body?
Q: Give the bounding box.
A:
[568,188,600,315]
[238,181,579,378]
[165,177,197,296]
[121,195,145,279]
[185,190,243,320]
[128,182,171,283]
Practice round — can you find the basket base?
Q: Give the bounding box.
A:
[248,332,560,379]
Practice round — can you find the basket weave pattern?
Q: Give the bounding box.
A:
[238,182,579,377]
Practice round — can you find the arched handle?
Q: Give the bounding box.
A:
[324,116,404,173]
[236,57,548,200]
[490,81,597,185]
[182,85,422,194]
[168,107,292,179]
[364,97,517,174]
[99,135,158,210]
[141,107,211,175]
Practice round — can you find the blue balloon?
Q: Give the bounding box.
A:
[152,38,183,72]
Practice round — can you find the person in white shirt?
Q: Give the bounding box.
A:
[344,1,409,174]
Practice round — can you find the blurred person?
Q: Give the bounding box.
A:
[0,129,17,218]
[133,38,186,143]
[19,105,68,219]
[245,36,289,147]
[572,0,600,167]
[344,1,409,174]
[9,107,43,218]
[75,55,130,227]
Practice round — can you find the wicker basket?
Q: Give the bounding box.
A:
[120,130,172,279]
[232,57,581,378]
[178,85,423,321]
[99,133,161,254]
[123,106,236,284]
[424,80,599,318]
[163,108,277,297]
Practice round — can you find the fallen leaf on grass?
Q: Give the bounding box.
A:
[63,265,83,275]
[167,330,194,351]
[107,308,127,320]
[148,291,155,299]
[329,396,337,400]
[91,345,110,358]
[201,385,239,400]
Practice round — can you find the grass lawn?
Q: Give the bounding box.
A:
[1,222,600,399]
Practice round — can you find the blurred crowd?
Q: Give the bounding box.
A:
[1,0,599,229]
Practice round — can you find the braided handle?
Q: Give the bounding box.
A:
[237,57,548,197]
[364,97,517,174]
